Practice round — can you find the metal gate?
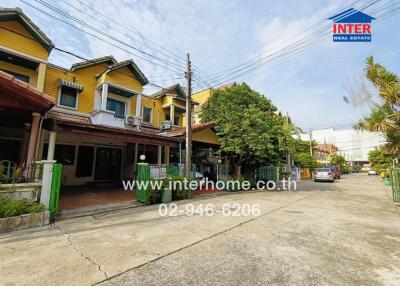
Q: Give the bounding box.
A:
[49,164,62,216]
[217,164,230,181]
[136,163,150,203]
[259,166,278,182]
[391,168,400,202]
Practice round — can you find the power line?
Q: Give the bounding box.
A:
[24,0,214,90]
[0,25,178,91]
[52,46,168,90]
[64,0,213,85]
[199,0,397,87]
[216,0,387,84]
[20,0,185,75]
[202,0,365,82]
[339,143,387,151]
[33,0,185,72]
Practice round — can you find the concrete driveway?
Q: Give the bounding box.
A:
[1,174,400,285]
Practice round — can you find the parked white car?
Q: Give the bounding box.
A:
[368,170,377,175]
[314,168,334,183]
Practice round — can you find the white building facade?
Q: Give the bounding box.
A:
[301,128,386,163]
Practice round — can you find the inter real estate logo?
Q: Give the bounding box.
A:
[328,8,376,42]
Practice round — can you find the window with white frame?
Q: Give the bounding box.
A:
[59,85,78,109]
[142,107,152,124]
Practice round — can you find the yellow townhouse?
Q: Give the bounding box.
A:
[0,7,224,210]
[0,8,182,188]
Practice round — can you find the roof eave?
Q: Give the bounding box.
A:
[0,8,55,52]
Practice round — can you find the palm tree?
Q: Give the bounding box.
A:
[356,56,400,155]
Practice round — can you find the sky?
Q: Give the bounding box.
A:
[3,0,400,130]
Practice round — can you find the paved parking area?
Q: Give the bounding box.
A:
[1,174,400,285]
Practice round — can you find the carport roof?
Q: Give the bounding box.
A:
[49,110,182,146]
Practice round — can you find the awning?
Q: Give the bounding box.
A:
[108,84,136,98]
[58,79,84,91]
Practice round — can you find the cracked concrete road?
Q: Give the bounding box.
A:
[1,174,400,286]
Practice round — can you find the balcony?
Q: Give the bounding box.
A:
[91,82,141,129]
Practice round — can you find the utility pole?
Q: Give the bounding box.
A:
[309,128,313,178]
[285,112,292,173]
[309,129,313,159]
[185,53,192,177]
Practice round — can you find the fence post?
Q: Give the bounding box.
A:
[276,166,280,182]
[40,160,56,209]
[392,168,400,202]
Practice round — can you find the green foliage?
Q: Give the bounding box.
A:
[341,165,351,174]
[294,140,316,154]
[163,176,192,201]
[0,196,45,218]
[330,155,346,170]
[147,179,164,205]
[145,176,193,205]
[356,56,400,155]
[293,153,313,168]
[201,83,296,172]
[368,148,393,171]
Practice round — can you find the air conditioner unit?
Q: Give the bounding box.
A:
[125,115,140,126]
[160,120,171,130]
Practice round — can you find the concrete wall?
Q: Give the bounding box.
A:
[0,183,41,201]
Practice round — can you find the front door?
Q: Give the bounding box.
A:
[94,147,122,181]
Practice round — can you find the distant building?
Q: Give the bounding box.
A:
[314,144,338,165]
[301,128,386,163]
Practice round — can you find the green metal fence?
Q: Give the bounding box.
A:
[167,164,181,177]
[259,166,278,182]
[217,164,230,181]
[391,168,400,203]
[49,164,62,217]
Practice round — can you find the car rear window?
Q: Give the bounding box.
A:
[316,168,331,172]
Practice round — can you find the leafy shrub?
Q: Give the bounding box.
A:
[147,179,163,205]
[30,203,45,213]
[164,176,192,201]
[0,195,45,218]
[226,179,243,192]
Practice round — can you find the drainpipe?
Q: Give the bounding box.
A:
[179,141,182,166]
[34,113,46,160]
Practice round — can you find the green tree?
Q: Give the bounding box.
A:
[330,155,346,167]
[201,83,293,175]
[293,153,313,168]
[292,140,320,169]
[356,56,400,155]
[368,148,393,171]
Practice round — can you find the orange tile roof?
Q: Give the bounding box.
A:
[161,121,216,137]
[47,110,91,124]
